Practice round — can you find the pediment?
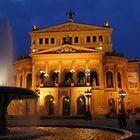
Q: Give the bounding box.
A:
[35,44,98,54]
[32,22,110,33]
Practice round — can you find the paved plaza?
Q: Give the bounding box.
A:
[8,116,140,139]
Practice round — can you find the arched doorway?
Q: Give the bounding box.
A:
[108,98,116,113]
[45,95,54,115]
[62,96,70,116]
[77,95,86,115]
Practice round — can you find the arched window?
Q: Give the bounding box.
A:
[106,71,113,88]
[62,96,70,115]
[26,73,32,89]
[117,72,122,88]
[77,72,85,86]
[50,70,59,86]
[44,95,54,115]
[90,71,99,86]
[108,98,116,113]
[20,75,22,87]
[36,69,48,87]
[65,72,72,86]
[77,95,86,115]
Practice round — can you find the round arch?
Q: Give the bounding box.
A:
[44,95,54,115]
[77,95,86,115]
[50,69,59,86]
[106,70,114,88]
[62,96,70,116]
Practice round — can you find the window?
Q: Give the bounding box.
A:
[117,72,122,88]
[106,71,113,88]
[69,37,72,44]
[63,37,66,44]
[39,38,43,44]
[74,37,78,43]
[45,38,49,44]
[51,38,55,44]
[99,36,103,42]
[93,36,97,42]
[62,36,72,44]
[26,73,32,89]
[86,36,90,43]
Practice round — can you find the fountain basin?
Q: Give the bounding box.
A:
[0,86,37,135]
[0,86,36,98]
[0,126,125,140]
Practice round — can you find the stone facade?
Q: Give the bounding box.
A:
[9,17,140,117]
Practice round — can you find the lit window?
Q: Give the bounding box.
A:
[86,36,90,43]
[39,38,43,44]
[74,37,78,43]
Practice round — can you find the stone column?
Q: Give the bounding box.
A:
[32,63,36,89]
[58,61,62,85]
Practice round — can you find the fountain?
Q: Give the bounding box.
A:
[0,18,37,135]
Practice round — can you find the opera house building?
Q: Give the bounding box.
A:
[8,12,140,118]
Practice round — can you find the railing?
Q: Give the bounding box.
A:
[38,82,91,88]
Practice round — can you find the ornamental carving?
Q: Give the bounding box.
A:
[55,46,79,53]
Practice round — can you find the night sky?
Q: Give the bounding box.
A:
[0,0,140,59]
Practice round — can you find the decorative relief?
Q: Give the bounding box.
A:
[55,46,79,53]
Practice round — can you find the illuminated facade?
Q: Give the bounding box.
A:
[11,12,140,117]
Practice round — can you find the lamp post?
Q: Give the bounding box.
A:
[84,89,92,119]
[85,69,90,86]
[119,89,126,113]
[70,69,75,86]
[40,69,48,87]
[54,69,60,86]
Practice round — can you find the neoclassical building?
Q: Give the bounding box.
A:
[9,12,140,117]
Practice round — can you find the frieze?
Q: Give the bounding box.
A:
[55,45,79,53]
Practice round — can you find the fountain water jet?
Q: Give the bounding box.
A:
[0,18,37,135]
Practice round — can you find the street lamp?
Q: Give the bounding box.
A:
[39,69,49,87]
[85,69,90,86]
[119,89,126,113]
[84,89,92,119]
[54,69,59,86]
[70,69,75,86]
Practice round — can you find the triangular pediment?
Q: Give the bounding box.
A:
[35,44,98,54]
[31,22,111,33]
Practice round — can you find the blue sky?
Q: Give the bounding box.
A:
[0,0,140,59]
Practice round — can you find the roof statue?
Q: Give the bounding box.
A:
[103,20,110,27]
[66,10,75,22]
